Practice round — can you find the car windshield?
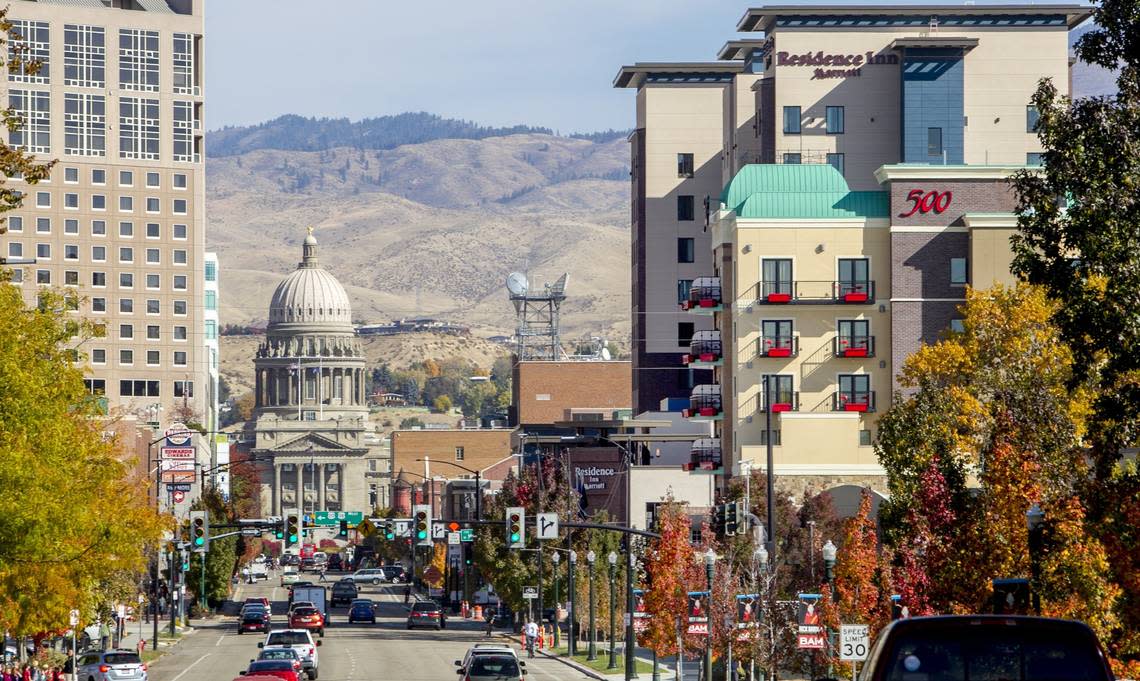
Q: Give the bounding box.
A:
[268,632,311,646]
[469,656,520,677]
[103,654,141,665]
[250,660,295,671]
[259,650,298,660]
[293,608,318,616]
[411,602,438,612]
[884,627,1107,681]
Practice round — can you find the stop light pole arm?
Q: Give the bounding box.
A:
[426,517,661,540]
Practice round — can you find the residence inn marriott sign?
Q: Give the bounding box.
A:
[775,49,899,79]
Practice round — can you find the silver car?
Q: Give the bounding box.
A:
[76,650,147,681]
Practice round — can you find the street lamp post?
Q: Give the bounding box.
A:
[626,549,640,681]
[822,540,837,591]
[569,550,578,656]
[607,551,618,670]
[551,551,561,650]
[414,458,482,520]
[587,550,598,661]
[704,548,716,681]
[755,546,775,681]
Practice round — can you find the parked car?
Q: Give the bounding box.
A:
[235,659,300,681]
[238,606,271,634]
[259,630,320,680]
[347,600,375,624]
[289,606,325,637]
[859,616,1113,681]
[330,581,358,606]
[76,650,148,681]
[407,600,446,630]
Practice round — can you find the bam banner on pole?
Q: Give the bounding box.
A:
[735,592,761,642]
[796,593,825,649]
[686,591,709,635]
[632,589,649,633]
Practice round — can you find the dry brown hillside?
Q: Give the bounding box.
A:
[206,133,631,341]
[219,332,510,398]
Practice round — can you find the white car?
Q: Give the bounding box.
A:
[259,629,321,679]
[347,568,386,585]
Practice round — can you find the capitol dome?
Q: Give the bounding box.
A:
[268,229,354,329]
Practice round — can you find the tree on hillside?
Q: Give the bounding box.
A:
[0,285,167,636]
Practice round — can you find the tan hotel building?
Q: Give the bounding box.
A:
[0,0,207,424]
[616,4,1089,498]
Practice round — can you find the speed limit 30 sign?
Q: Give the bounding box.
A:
[840,624,870,661]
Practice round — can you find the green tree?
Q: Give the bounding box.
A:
[432,394,453,413]
[188,489,240,608]
[0,286,167,636]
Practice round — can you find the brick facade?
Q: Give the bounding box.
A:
[390,429,513,482]
[512,361,632,426]
[889,178,1019,228]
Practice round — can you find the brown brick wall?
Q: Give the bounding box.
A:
[889,179,1018,228]
[513,361,632,425]
[892,232,971,299]
[390,429,513,480]
[891,300,961,389]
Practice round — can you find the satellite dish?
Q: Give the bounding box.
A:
[507,272,529,296]
[601,347,612,361]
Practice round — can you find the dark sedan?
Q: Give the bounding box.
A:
[347,600,375,624]
[238,606,271,634]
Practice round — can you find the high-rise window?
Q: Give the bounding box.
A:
[950,257,968,285]
[782,153,802,165]
[119,29,159,91]
[677,153,694,178]
[204,260,217,281]
[928,127,943,158]
[8,90,50,154]
[1027,153,1044,166]
[8,20,50,84]
[173,101,197,162]
[204,290,216,310]
[678,322,695,348]
[119,97,159,160]
[783,106,801,134]
[677,195,695,221]
[173,33,197,94]
[677,279,693,305]
[826,106,845,134]
[677,238,695,264]
[205,320,217,340]
[64,94,106,157]
[64,25,105,87]
[827,153,845,176]
[1026,105,1040,132]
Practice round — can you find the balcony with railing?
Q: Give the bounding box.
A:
[682,385,722,420]
[685,438,722,472]
[748,280,876,305]
[761,390,800,413]
[834,390,876,412]
[683,330,722,367]
[758,334,798,358]
[833,335,875,358]
[680,277,722,313]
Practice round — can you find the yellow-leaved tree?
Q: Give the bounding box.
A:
[0,283,168,636]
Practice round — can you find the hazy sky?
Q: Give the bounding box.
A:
[205,1,1084,133]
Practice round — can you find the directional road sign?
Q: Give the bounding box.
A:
[840,624,870,661]
[447,532,460,545]
[459,529,475,542]
[394,520,411,537]
[432,523,447,540]
[313,511,363,526]
[536,512,559,540]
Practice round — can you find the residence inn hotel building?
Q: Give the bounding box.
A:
[616,4,1091,499]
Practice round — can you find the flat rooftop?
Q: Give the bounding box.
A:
[737,4,1094,32]
[17,0,192,14]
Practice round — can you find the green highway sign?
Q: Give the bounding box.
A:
[313,511,364,527]
[459,529,475,542]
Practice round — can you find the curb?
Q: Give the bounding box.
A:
[493,633,608,681]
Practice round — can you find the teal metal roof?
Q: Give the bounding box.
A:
[721,164,890,219]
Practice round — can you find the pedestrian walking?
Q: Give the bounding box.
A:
[484,605,496,637]
[318,565,327,583]
[98,621,110,651]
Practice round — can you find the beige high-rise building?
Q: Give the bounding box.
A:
[0,0,206,425]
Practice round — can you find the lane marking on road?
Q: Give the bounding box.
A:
[168,653,210,681]
[215,632,225,647]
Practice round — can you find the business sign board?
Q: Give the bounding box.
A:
[165,423,193,447]
[160,447,195,459]
[160,459,195,484]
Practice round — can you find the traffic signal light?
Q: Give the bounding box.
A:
[338,520,349,539]
[180,549,190,572]
[413,504,432,547]
[713,504,726,536]
[507,506,524,549]
[286,511,300,547]
[275,521,284,540]
[384,519,395,541]
[463,543,473,566]
[190,510,209,552]
[725,500,743,536]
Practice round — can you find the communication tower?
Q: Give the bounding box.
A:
[507,272,569,361]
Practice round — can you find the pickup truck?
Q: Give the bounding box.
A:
[856,616,1114,681]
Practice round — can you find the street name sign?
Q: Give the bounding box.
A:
[840,624,870,661]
